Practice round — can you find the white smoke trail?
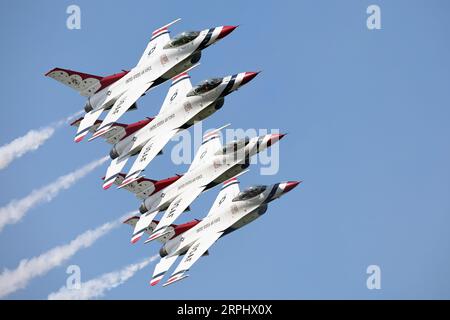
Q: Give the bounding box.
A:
[0,110,83,170]
[48,256,158,300]
[0,156,109,232]
[0,212,137,298]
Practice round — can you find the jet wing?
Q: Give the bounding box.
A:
[146,186,206,242]
[90,82,152,140]
[163,231,224,286]
[187,125,230,172]
[118,129,178,188]
[130,210,160,244]
[206,177,241,218]
[137,18,181,67]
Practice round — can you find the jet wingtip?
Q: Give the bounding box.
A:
[74,135,85,143]
[102,183,114,190]
[44,67,58,77]
[123,216,138,224]
[130,236,141,244]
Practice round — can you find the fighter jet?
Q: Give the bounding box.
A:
[129,125,286,244]
[142,178,300,286]
[45,18,237,142]
[101,69,260,190]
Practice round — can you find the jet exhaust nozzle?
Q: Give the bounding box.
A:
[139,203,148,214]
[159,246,168,258]
[109,146,119,160]
[84,100,93,113]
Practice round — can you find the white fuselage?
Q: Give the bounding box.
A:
[88,28,220,112]
[113,75,240,158]
[162,184,285,257]
[141,135,274,213]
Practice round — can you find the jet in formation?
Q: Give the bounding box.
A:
[46,18,237,142]
[125,178,300,286]
[46,18,300,287]
[126,125,285,244]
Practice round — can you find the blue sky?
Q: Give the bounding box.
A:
[1,0,450,299]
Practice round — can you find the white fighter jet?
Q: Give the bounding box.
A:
[45,19,237,142]
[101,69,260,190]
[129,125,286,244]
[138,178,300,286]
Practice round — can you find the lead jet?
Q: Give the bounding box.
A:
[45,19,237,142]
[145,178,300,286]
[101,69,259,190]
[129,125,285,244]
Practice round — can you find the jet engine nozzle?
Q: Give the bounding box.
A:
[139,202,148,214]
[109,146,119,160]
[84,100,93,113]
[159,246,168,258]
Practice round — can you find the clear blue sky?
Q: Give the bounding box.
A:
[1,0,449,299]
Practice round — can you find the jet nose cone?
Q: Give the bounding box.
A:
[266,133,286,147]
[240,71,260,86]
[283,181,301,193]
[217,25,238,39]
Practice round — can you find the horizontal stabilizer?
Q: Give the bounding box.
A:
[162,273,189,287]
[150,254,179,286]
[103,157,129,190]
[130,210,159,244]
